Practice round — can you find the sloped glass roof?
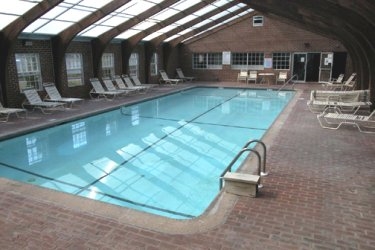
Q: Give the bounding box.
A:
[0,0,253,44]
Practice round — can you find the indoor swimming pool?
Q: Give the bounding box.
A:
[0,87,294,219]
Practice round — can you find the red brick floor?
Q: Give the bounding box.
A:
[0,82,374,249]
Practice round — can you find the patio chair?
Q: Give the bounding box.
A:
[307,89,372,114]
[0,102,27,122]
[237,70,248,83]
[130,75,158,88]
[317,109,375,133]
[276,72,288,84]
[159,70,183,85]
[120,75,148,93]
[22,88,66,114]
[176,68,195,82]
[323,73,356,91]
[89,78,122,100]
[43,83,84,108]
[102,78,131,96]
[111,75,139,94]
[321,73,344,89]
[248,71,258,84]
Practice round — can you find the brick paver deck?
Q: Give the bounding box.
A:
[1,83,374,249]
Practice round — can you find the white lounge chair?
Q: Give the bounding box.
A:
[307,89,372,114]
[89,78,122,100]
[112,75,139,94]
[248,71,258,84]
[276,72,288,84]
[322,73,356,91]
[43,83,84,108]
[120,75,147,93]
[237,70,248,83]
[102,78,131,96]
[321,73,344,89]
[22,88,66,114]
[176,68,195,82]
[159,70,183,85]
[0,102,27,122]
[317,109,375,133]
[130,75,158,88]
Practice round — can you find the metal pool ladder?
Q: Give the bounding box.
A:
[219,140,267,190]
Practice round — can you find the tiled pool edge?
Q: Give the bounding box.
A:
[0,86,300,234]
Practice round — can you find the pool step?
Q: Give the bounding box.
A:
[222,172,260,197]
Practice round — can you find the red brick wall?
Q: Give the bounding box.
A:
[180,13,349,82]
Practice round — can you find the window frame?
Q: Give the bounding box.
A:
[65,53,84,87]
[231,52,264,70]
[253,16,264,27]
[101,53,115,78]
[272,52,291,70]
[129,53,139,76]
[15,53,43,92]
[150,52,158,76]
[192,53,222,69]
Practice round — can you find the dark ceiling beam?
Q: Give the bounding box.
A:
[168,6,251,46]
[126,0,217,48]
[0,0,63,105]
[149,0,238,47]
[91,0,180,77]
[51,0,131,87]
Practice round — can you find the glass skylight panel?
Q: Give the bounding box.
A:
[210,11,230,20]
[57,8,91,22]
[100,15,131,27]
[164,34,180,42]
[79,26,113,38]
[193,5,216,16]
[0,0,42,30]
[79,0,113,8]
[151,8,179,21]
[32,20,74,35]
[175,15,197,25]
[142,25,177,41]
[171,0,201,10]
[121,1,156,16]
[226,4,246,13]
[0,15,18,30]
[115,29,141,39]
[23,19,49,33]
[212,0,233,8]
[131,21,157,31]
[191,19,211,29]
[79,0,159,37]
[19,0,115,36]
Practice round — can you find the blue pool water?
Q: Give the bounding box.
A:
[0,87,293,219]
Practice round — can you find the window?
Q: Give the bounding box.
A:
[253,16,264,27]
[207,53,222,69]
[65,53,84,87]
[15,53,42,91]
[101,53,114,77]
[192,53,222,69]
[129,53,139,76]
[150,53,158,76]
[231,52,264,70]
[272,52,291,70]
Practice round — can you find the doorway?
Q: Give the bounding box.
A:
[292,53,307,82]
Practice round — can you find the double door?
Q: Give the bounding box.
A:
[292,52,337,82]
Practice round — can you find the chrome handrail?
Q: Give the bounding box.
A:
[277,74,298,92]
[244,139,267,176]
[219,148,261,190]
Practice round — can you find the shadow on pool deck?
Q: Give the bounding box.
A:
[0,82,374,249]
